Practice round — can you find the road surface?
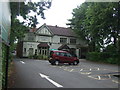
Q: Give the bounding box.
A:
[10,58,119,88]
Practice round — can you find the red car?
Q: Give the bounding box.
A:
[48,50,79,65]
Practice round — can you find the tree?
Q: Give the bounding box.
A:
[68,2,120,52]
[10,1,52,51]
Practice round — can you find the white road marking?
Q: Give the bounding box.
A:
[70,69,74,72]
[63,67,68,70]
[20,61,25,64]
[88,76,98,80]
[90,68,92,71]
[108,75,111,78]
[80,69,83,71]
[80,72,91,75]
[39,73,63,88]
[98,76,101,80]
[97,68,100,70]
[112,80,119,84]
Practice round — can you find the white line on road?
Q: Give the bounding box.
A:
[80,69,83,71]
[112,80,119,84]
[90,68,92,71]
[98,76,101,80]
[39,73,63,88]
[20,61,25,64]
[108,75,111,78]
[70,69,74,72]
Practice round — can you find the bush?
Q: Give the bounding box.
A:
[33,54,38,59]
[28,54,48,60]
[37,55,43,59]
[42,55,48,60]
[37,55,48,60]
[86,52,119,65]
[28,55,33,59]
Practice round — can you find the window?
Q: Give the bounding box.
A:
[60,38,67,43]
[66,53,72,57]
[70,39,76,44]
[35,49,37,55]
[56,52,60,56]
[60,52,65,56]
[28,33,35,41]
[29,48,34,55]
[24,48,26,54]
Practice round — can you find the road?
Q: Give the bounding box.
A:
[11,58,119,88]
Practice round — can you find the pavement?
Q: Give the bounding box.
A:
[8,58,120,88]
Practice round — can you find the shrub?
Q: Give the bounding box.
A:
[28,55,33,59]
[37,55,48,60]
[86,52,119,65]
[37,55,43,59]
[42,55,48,60]
[33,54,38,59]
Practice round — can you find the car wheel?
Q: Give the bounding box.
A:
[73,61,78,65]
[55,60,59,65]
[51,63,54,65]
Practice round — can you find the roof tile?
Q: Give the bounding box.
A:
[47,25,76,37]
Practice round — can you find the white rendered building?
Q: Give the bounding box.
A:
[17,24,88,58]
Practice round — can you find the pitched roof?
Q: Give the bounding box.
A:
[37,43,49,47]
[58,44,70,50]
[46,25,76,37]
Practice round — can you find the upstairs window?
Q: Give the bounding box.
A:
[60,38,67,43]
[28,33,35,41]
[70,39,76,44]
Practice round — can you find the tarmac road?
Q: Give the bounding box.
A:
[11,58,119,88]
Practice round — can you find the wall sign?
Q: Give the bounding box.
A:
[0,1,11,45]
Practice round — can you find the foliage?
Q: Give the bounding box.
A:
[28,55,33,59]
[37,55,48,60]
[10,1,52,54]
[103,44,116,53]
[68,2,120,52]
[2,43,7,88]
[28,54,48,60]
[86,52,119,65]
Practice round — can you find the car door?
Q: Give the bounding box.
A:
[58,52,66,63]
[58,52,74,63]
[65,53,74,63]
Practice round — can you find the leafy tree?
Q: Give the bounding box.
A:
[68,2,120,52]
[10,1,52,51]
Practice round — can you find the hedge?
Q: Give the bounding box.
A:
[86,52,119,65]
[28,54,48,60]
[2,43,7,89]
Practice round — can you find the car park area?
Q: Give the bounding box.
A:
[9,58,119,88]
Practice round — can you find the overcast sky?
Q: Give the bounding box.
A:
[18,0,85,28]
[37,0,85,28]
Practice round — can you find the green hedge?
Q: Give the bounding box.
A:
[28,55,48,60]
[86,52,119,65]
[2,43,7,89]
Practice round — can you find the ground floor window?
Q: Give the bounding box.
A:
[29,48,34,56]
[38,47,49,56]
[24,48,26,54]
